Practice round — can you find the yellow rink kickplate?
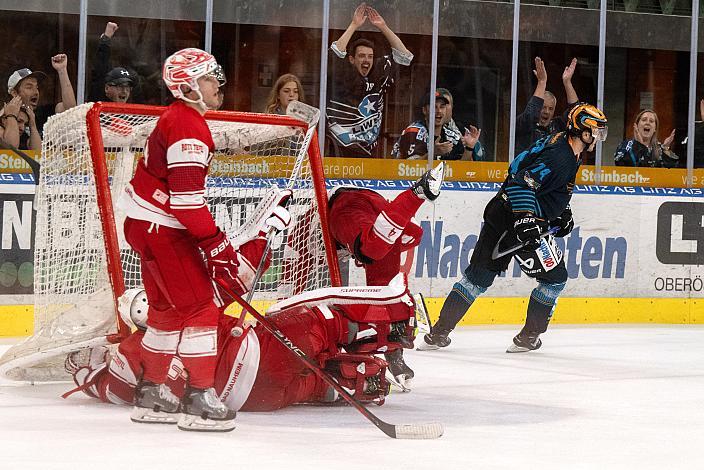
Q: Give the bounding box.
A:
[1,298,702,337]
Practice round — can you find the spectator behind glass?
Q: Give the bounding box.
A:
[88,22,138,103]
[436,87,485,161]
[264,74,305,115]
[614,109,678,168]
[0,96,41,150]
[515,57,580,154]
[7,54,77,134]
[326,3,413,158]
[392,90,477,161]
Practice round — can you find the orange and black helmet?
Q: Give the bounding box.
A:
[567,103,608,141]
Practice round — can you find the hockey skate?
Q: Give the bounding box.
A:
[177,387,236,432]
[384,348,414,392]
[506,332,542,353]
[411,162,445,201]
[416,329,451,351]
[131,382,181,425]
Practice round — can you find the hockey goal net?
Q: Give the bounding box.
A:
[0,102,340,381]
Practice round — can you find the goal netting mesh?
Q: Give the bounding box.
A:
[0,102,338,382]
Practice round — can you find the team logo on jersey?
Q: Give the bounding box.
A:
[358,94,381,118]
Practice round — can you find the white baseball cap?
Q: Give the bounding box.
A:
[7,68,48,94]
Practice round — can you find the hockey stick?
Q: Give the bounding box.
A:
[215,278,444,439]
[0,137,40,185]
[491,226,560,260]
[230,103,321,337]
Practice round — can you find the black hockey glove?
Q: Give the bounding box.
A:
[513,212,547,250]
[552,205,574,238]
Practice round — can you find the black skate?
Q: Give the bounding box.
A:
[506,332,542,353]
[177,387,236,432]
[130,382,180,425]
[384,349,414,392]
[417,329,451,351]
[411,162,445,201]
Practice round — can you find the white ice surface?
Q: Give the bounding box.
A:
[1,325,704,470]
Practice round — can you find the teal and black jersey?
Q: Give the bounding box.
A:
[501,132,580,221]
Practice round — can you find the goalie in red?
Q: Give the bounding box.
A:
[65,276,422,416]
[116,48,291,432]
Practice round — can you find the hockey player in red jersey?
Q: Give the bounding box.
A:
[116,48,290,432]
[65,277,421,414]
[281,163,444,390]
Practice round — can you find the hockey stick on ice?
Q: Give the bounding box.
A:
[230,101,321,337]
[491,226,559,260]
[0,137,40,185]
[215,278,444,439]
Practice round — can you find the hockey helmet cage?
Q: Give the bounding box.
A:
[118,288,148,331]
[567,103,608,141]
[162,48,220,101]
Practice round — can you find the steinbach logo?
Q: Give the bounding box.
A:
[656,202,704,265]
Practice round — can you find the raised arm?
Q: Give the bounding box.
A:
[367,7,413,64]
[516,57,547,134]
[51,54,77,112]
[89,22,118,102]
[562,58,579,105]
[533,57,547,100]
[331,3,367,57]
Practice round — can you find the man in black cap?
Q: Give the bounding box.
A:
[392,89,479,161]
[89,22,137,103]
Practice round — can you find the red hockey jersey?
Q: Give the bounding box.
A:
[119,100,218,240]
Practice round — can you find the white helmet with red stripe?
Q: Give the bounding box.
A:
[162,48,222,109]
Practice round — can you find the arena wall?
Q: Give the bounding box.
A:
[1,154,702,336]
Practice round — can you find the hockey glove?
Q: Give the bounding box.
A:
[198,229,242,289]
[552,205,574,238]
[513,212,547,250]
[260,204,291,237]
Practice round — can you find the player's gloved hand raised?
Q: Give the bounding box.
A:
[513,212,547,250]
[551,205,574,238]
[198,229,241,288]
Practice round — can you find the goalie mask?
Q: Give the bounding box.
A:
[117,288,148,331]
[162,48,223,110]
[513,234,563,277]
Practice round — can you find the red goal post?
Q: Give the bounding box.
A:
[0,102,341,381]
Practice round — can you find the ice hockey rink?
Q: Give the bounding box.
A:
[1,325,703,470]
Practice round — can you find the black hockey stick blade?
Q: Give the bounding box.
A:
[214,279,444,439]
[491,226,559,260]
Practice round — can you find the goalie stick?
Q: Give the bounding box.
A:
[231,101,321,337]
[491,226,559,260]
[215,278,444,439]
